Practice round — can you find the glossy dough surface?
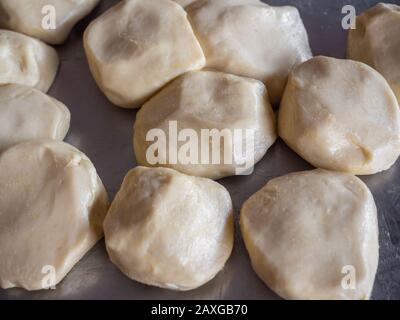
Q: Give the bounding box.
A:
[240,169,379,300]
[186,0,312,104]
[0,30,58,92]
[0,0,100,44]
[84,0,205,108]
[104,166,234,291]
[134,71,277,180]
[0,140,109,291]
[0,84,70,152]
[348,3,400,103]
[279,56,400,175]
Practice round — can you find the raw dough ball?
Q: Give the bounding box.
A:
[347,3,400,103]
[240,169,379,300]
[84,0,205,108]
[186,0,312,104]
[0,140,109,291]
[0,0,100,45]
[0,30,58,92]
[279,56,400,175]
[104,166,234,291]
[0,84,70,152]
[134,70,277,180]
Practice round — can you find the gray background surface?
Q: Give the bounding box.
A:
[1,0,399,300]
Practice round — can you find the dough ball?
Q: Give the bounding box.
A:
[186,0,312,104]
[104,166,234,291]
[84,0,205,108]
[240,169,379,300]
[134,70,277,180]
[0,30,59,92]
[0,84,70,152]
[347,3,400,103]
[0,0,100,45]
[0,140,109,291]
[279,56,400,175]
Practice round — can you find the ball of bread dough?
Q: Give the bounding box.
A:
[104,166,234,291]
[0,84,70,152]
[0,30,59,92]
[134,70,277,180]
[279,56,400,175]
[84,0,205,108]
[186,0,312,104]
[240,169,379,300]
[347,3,400,103]
[0,140,109,291]
[0,0,100,45]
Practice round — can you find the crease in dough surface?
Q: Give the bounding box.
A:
[173,0,199,7]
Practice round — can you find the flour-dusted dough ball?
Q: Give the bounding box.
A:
[84,0,205,108]
[0,30,58,92]
[241,169,379,300]
[279,56,400,175]
[186,0,312,104]
[348,3,400,103]
[134,71,277,180]
[0,0,100,45]
[0,140,109,291]
[104,166,234,291]
[0,84,70,152]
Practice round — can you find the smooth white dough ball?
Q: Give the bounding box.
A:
[84,0,205,108]
[0,140,109,291]
[0,84,70,152]
[0,0,100,44]
[186,0,312,104]
[0,30,59,92]
[348,3,400,103]
[104,166,234,291]
[134,70,277,180]
[279,56,400,175]
[241,169,379,300]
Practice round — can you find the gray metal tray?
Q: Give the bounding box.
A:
[1,0,399,300]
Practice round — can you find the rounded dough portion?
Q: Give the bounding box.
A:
[84,0,205,108]
[186,0,312,104]
[0,30,59,92]
[0,84,70,152]
[279,56,400,175]
[240,169,379,300]
[104,166,234,291]
[0,140,109,291]
[0,0,100,45]
[347,3,400,103]
[134,71,277,180]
